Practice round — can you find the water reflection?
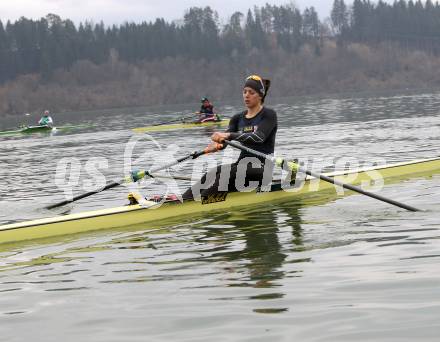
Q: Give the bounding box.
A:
[187,202,305,314]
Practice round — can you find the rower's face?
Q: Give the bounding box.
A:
[243,87,261,108]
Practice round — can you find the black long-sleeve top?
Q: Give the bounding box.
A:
[226,107,277,161]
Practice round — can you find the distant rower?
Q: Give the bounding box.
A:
[196,97,218,123]
[38,110,54,127]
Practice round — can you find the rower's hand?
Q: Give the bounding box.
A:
[211,132,230,143]
[204,142,223,154]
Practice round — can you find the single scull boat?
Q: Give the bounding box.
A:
[0,156,439,245]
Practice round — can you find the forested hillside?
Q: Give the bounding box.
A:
[1,1,440,115]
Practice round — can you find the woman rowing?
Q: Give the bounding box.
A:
[38,110,54,127]
[183,75,277,201]
[196,97,218,123]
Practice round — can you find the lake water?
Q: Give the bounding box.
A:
[0,91,439,341]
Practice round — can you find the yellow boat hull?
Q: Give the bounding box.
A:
[132,119,229,133]
[1,157,439,245]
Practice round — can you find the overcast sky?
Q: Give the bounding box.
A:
[0,0,376,25]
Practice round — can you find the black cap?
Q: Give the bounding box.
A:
[244,75,271,102]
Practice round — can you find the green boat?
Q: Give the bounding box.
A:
[0,123,92,136]
[0,125,53,136]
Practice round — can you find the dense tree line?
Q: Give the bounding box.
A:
[3,40,440,116]
[331,0,440,52]
[2,1,440,85]
[0,4,321,84]
[2,1,440,115]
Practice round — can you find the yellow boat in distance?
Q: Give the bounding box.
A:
[132,119,230,133]
[1,156,439,246]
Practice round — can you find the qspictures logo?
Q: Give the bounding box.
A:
[54,134,387,208]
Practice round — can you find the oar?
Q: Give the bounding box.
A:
[151,114,194,126]
[46,149,208,210]
[224,140,421,212]
[149,174,192,181]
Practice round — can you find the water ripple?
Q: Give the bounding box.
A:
[0,92,440,341]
